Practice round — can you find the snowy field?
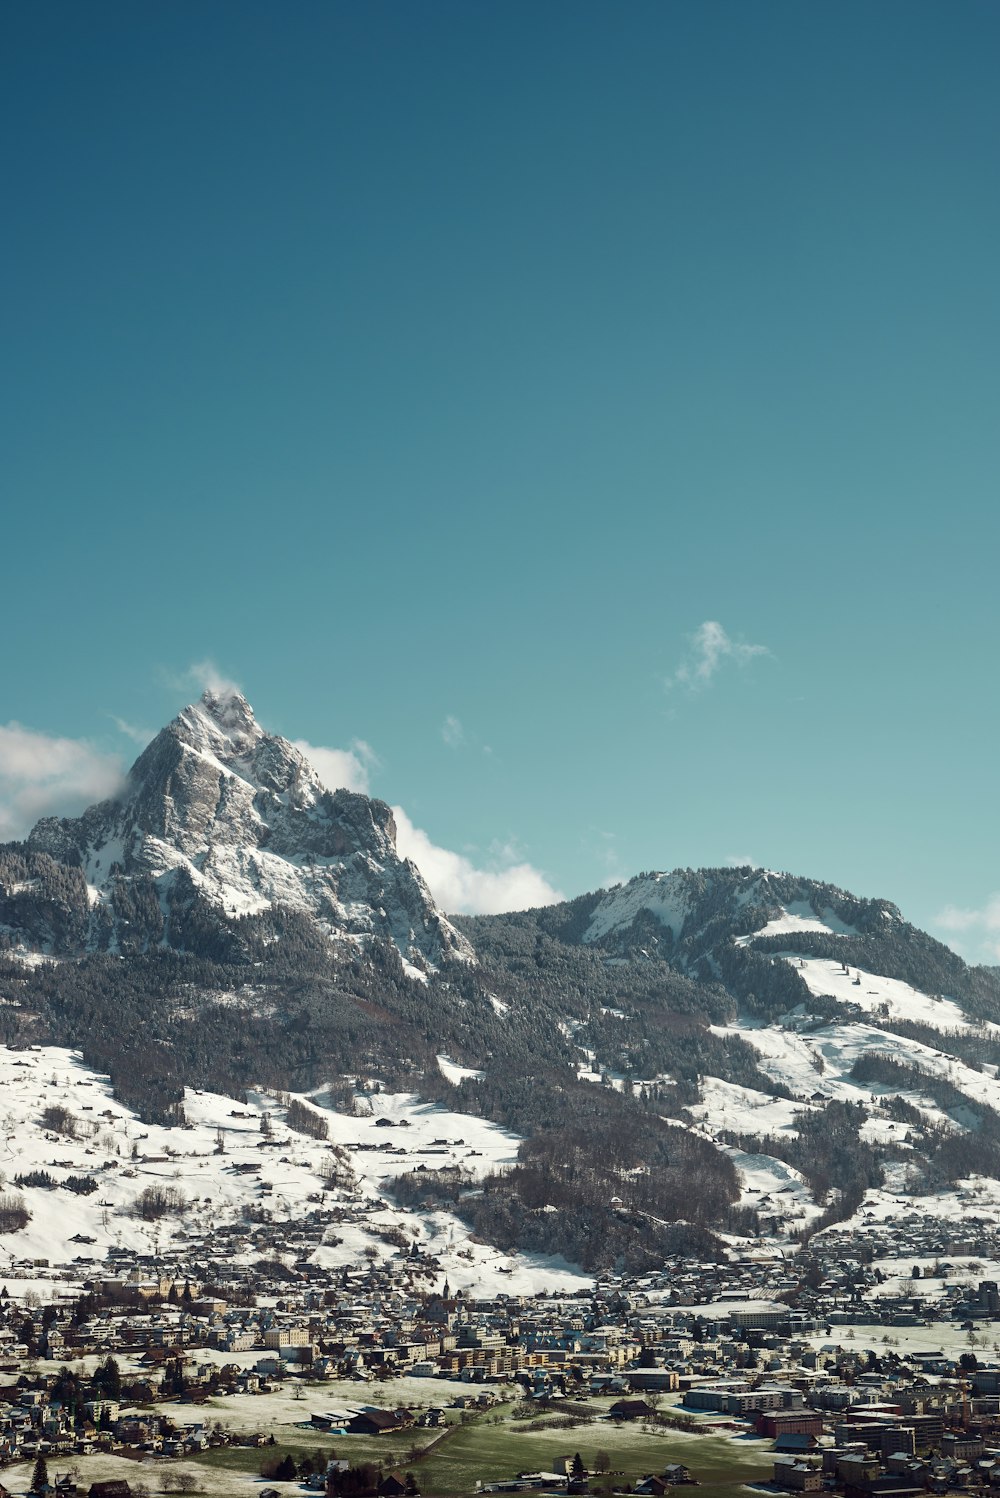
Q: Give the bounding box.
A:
[778,955,993,1035]
[0,1451,270,1498]
[0,1044,589,1299]
[714,1007,1000,1122]
[689,956,1000,1241]
[687,1077,811,1138]
[799,1320,1000,1360]
[736,902,857,944]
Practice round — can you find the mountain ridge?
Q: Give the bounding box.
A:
[4,691,1000,1275]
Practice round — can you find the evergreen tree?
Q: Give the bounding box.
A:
[95,1355,122,1400]
[19,1316,37,1356]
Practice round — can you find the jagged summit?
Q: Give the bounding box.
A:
[122,688,340,849]
[20,691,472,972]
[181,688,262,753]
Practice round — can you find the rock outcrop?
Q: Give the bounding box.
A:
[22,691,472,971]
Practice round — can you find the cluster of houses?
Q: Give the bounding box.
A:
[3,1208,1000,1495]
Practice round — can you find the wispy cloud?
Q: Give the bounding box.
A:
[441,714,465,749]
[167,656,244,701]
[393,805,563,915]
[110,715,154,748]
[0,723,125,840]
[580,827,625,888]
[187,659,243,701]
[294,738,380,795]
[726,854,760,869]
[933,895,1000,963]
[667,620,771,691]
[441,713,494,757]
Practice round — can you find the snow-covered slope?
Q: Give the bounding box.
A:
[19,691,471,972]
[584,872,694,944]
[778,954,989,1033]
[581,868,886,959]
[735,901,857,943]
[0,1044,585,1297]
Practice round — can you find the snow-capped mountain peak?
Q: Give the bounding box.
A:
[176,688,263,757]
[19,692,472,971]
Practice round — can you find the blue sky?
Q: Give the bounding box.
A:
[3,2,999,955]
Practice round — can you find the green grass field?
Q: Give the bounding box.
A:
[418,1418,772,1496]
[191,1408,774,1497]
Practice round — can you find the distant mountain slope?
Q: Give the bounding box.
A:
[449,872,1000,1260]
[461,866,1000,1025]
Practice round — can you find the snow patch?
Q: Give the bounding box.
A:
[736,902,857,945]
[436,1054,484,1085]
[782,956,988,1033]
[583,872,692,943]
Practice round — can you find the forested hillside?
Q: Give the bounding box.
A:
[5,700,1000,1271]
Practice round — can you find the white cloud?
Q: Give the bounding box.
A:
[441,714,465,749]
[292,733,557,913]
[188,659,243,701]
[162,658,245,710]
[668,620,771,690]
[726,854,760,868]
[935,897,1000,933]
[111,715,154,748]
[0,723,125,840]
[933,895,1000,963]
[392,805,563,915]
[293,738,380,795]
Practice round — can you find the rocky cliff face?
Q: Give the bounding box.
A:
[22,691,472,971]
